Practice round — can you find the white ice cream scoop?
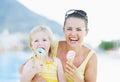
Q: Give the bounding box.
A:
[66,50,76,63]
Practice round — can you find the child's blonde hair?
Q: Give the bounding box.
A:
[29,25,55,57]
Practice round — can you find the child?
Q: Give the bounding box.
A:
[20,26,66,82]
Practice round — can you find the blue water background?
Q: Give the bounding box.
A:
[0,52,32,82]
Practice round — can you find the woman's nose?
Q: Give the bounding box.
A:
[70,30,77,35]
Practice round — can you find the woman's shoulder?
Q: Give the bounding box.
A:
[58,40,66,49]
[57,41,67,55]
[58,40,66,45]
[84,46,97,64]
[83,45,97,60]
[83,44,96,53]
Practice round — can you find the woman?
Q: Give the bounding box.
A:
[19,9,97,82]
[56,9,97,82]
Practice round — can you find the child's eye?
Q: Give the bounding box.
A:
[43,39,47,41]
[66,28,72,30]
[34,40,38,42]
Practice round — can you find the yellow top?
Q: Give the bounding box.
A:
[54,41,95,82]
[32,56,58,82]
[65,50,95,82]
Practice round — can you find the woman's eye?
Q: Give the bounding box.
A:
[66,28,72,30]
[77,29,82,31]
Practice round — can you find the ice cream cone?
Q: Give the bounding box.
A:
[33,48,46,67]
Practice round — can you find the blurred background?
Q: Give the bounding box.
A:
[0,0,120,82]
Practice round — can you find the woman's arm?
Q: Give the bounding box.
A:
[57,58,66,82]
[84,54,97,82]
[19,61,27,74]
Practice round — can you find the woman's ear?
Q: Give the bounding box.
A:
[85,29,89,36]
[63,27,65,32]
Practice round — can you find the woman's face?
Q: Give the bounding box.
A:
[64,17,88,47]
[31,31,50,53]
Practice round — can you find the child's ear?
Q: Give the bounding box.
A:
[29,43,33,51]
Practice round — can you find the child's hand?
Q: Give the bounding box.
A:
[21,59,43,82]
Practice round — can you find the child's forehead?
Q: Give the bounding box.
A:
[33,31,47,35]
[31,32,49,38]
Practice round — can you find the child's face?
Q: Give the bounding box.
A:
[31,31,50,54]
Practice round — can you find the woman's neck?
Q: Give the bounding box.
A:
[66,43,84,55]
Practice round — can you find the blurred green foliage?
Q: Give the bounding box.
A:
[98,40,120,50]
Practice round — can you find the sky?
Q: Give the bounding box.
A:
[18,0,120,48]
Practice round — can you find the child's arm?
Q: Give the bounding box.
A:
[57,58,66,82]
[20,59,42,82]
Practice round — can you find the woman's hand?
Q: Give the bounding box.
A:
[65,62,83,82]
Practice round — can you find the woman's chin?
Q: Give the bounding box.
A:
[68,41,79,46]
